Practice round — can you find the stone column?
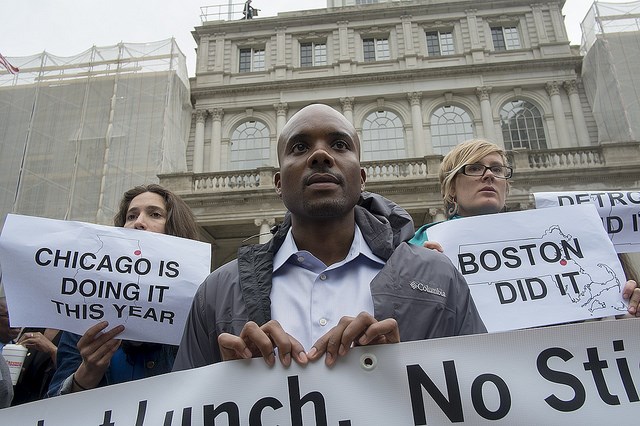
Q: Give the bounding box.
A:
[255,218,276,244]
[408,92,425,156]
[340,97,355,125]
[476,86,497,144]
[275,103,288,140]
[209,108,224,172]
[546,81,571,148]
[193,109,207,173]
[563,80,590,146]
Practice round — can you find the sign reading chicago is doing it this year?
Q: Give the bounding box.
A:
[0,214,211,345]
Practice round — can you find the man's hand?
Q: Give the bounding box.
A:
[218,320,307,367]
[307,312,400,367]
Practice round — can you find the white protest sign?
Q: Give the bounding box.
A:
[0,319,638,424]
[534,190,640,253]
[0,214,211,345]
[426,205,627,332]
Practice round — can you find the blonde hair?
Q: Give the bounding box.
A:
[439,139,510,218]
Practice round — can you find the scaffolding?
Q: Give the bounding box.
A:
[580,1,640,143]
[0,39,192,228]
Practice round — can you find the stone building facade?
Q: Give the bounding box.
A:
[160,0,640,269]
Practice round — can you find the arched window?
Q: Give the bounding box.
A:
[229,120,270,170]
[361,110,406,161]
[500,100,547,150]
[430,106,474,155]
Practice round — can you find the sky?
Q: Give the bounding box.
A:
[0,0,631,77]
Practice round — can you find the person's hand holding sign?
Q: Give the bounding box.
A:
[307,312,400,367]
[218,314,400,368]
[71,321,124,391]
[620,279,640,318]
[218,320,308,367]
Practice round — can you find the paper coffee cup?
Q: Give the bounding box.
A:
[2,344,27,385]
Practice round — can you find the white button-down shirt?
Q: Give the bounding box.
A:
[271,225,385,351]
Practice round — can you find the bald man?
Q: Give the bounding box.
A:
[174,104,485,370]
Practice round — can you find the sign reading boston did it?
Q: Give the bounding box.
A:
[0,214,211,345]
[426,204,628,332]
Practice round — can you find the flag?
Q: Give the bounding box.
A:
[0,53,19,74]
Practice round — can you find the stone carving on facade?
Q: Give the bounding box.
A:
[340,97,354,112]
[476,86,492,102]
[195,109,208,123]
[210,108,224,121]
[407,92,422,106]
[563,80,578,96]
[274,102,288,116]
[545,81,561,97]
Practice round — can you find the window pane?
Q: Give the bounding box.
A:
[430,106,474,155]
[491,27,507,51]
[426,32,441,56]
[300,43,312,67]
[252,49,265,71]
[314,43,327,65]
[361,110,406,161]
[363,39,375,62]
[500,100,547,150]
[230,121,270,170]
[440,32,455,55]
[376,39,390,60]
[239,49,252,72]
[504,27,521,49]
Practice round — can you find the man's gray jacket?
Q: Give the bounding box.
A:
[173,192,486,370]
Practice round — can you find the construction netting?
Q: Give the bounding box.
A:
[580,1,640,143]
[0,39,191,228]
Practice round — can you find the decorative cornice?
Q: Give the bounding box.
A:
[191,57,583,100]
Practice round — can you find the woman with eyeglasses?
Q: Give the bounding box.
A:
[409,138,640,317]
[410,139,511,247]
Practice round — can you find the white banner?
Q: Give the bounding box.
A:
[0,214,211,345]
[426,205,628,332]
[533,190,640,253]
[0,319,638,424]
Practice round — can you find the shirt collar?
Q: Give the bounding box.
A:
[273,224,385,272]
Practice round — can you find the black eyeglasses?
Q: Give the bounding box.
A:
[459,163,513,179]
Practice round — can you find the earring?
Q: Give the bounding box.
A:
[446,198,458,218]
